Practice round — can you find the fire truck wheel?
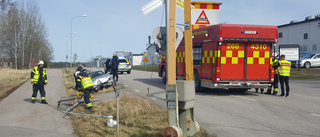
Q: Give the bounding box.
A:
[194,70,201,92]
[162,68,166,84]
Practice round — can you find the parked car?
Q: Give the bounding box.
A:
[300,52,310,58]
[89,70,113,92]
[117,57,131,74]
[295,53,320,68]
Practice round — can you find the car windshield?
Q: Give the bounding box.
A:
[89,71,104,79]
[300,53,307,58]
[119,59,128,63]
[303,54,315,59]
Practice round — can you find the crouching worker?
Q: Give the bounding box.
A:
[76,72,94,109]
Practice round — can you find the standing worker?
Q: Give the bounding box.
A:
[76,72,94,109]
[110,52,119,82]
[278,54,291,97]
[31,60,48,104]
[265,54,280,95]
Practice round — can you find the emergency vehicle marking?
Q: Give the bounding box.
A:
[177,52,185,63]
[247,51,270,65]
[221,50,245,64]
[202,50,218,64]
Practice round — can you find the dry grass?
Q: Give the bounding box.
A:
[0,68,30,101]
[63,69,215,137]
[62,68,121,96]
[70,95,216,137]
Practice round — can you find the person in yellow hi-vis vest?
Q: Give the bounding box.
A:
[278,54,291,97]
[76,72,94,109]
[31,60,48,104]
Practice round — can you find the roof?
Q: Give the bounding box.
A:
[278,17,320,28]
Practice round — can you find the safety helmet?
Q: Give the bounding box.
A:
[106,118,117,127]
[38,60,44,65]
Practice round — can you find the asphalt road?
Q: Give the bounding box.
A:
[0,69,75,137]
[91,68,320,137]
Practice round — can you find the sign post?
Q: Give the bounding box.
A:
[279,44,300,71]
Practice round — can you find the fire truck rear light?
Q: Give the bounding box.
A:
[271,78,274,81]
[231,83,239,84]
[251,83,258,85]
[216,78,220,81]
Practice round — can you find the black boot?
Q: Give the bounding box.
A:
[280,92,285,96]
[41,100,48,104]
[272,91,278,95]
[264,90,272,94]
[285,92,289,97]
[260,89,264,94]
[31,100,36,104]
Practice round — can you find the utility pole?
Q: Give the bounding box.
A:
[163,0,182,136]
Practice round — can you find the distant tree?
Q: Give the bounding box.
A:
[0,0,53,69]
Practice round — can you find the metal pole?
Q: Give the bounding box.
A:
[116,93,119,137]
[70,15,86,68]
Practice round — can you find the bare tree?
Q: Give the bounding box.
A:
[0,0,53,69]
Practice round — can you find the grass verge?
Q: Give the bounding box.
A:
[0,68,30,101]
[290,68,320,80]
[70,95,216,137]
[132,65,158,72]
[63,68,216,137]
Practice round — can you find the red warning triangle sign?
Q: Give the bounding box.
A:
[195,10,210,24]
[143,57,149,62]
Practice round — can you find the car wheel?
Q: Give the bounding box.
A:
[304,62,311,68]
[194,70,201,92]
[120,72,123,74]
[127,70,131,74]
[162,68,166,84]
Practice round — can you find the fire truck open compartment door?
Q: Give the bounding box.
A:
[219,42,245,81]
[246,43,271,81]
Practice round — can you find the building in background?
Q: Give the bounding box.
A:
[277,14,320,54]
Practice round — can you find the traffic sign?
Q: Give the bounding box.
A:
[143,57,149,62]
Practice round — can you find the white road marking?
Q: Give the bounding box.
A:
[124,84,128,87]
[151,97,156,100]
[311,113,320,117]
[233,96,257,102]
[134,89,140,92]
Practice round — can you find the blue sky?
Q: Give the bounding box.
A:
[37,0,320,62]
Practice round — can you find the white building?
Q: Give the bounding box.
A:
[277,14,320,54]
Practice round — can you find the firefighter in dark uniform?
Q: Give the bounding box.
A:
[76,72,94,109]
[278,54,291,97]
[31,60,48,104]
[110,52,119,82]
[265,54,280,95]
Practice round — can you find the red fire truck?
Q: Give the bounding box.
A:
[159,24,278,92]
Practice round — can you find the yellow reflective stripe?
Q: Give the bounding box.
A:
[221,57,226,64]
[238,51,244,57]
[259,58,265,64]
[82,77,94,89]
[247,57,253,64]
[87,103,92,107]
[226,50,232,57]
[32,97,36,100]
[232,57,238,64]
[41,97,46,100]
[265,51,269,58]
[253,51,259,57]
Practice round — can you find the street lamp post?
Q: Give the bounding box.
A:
[66,32,76,68]
[70,14,86,68]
